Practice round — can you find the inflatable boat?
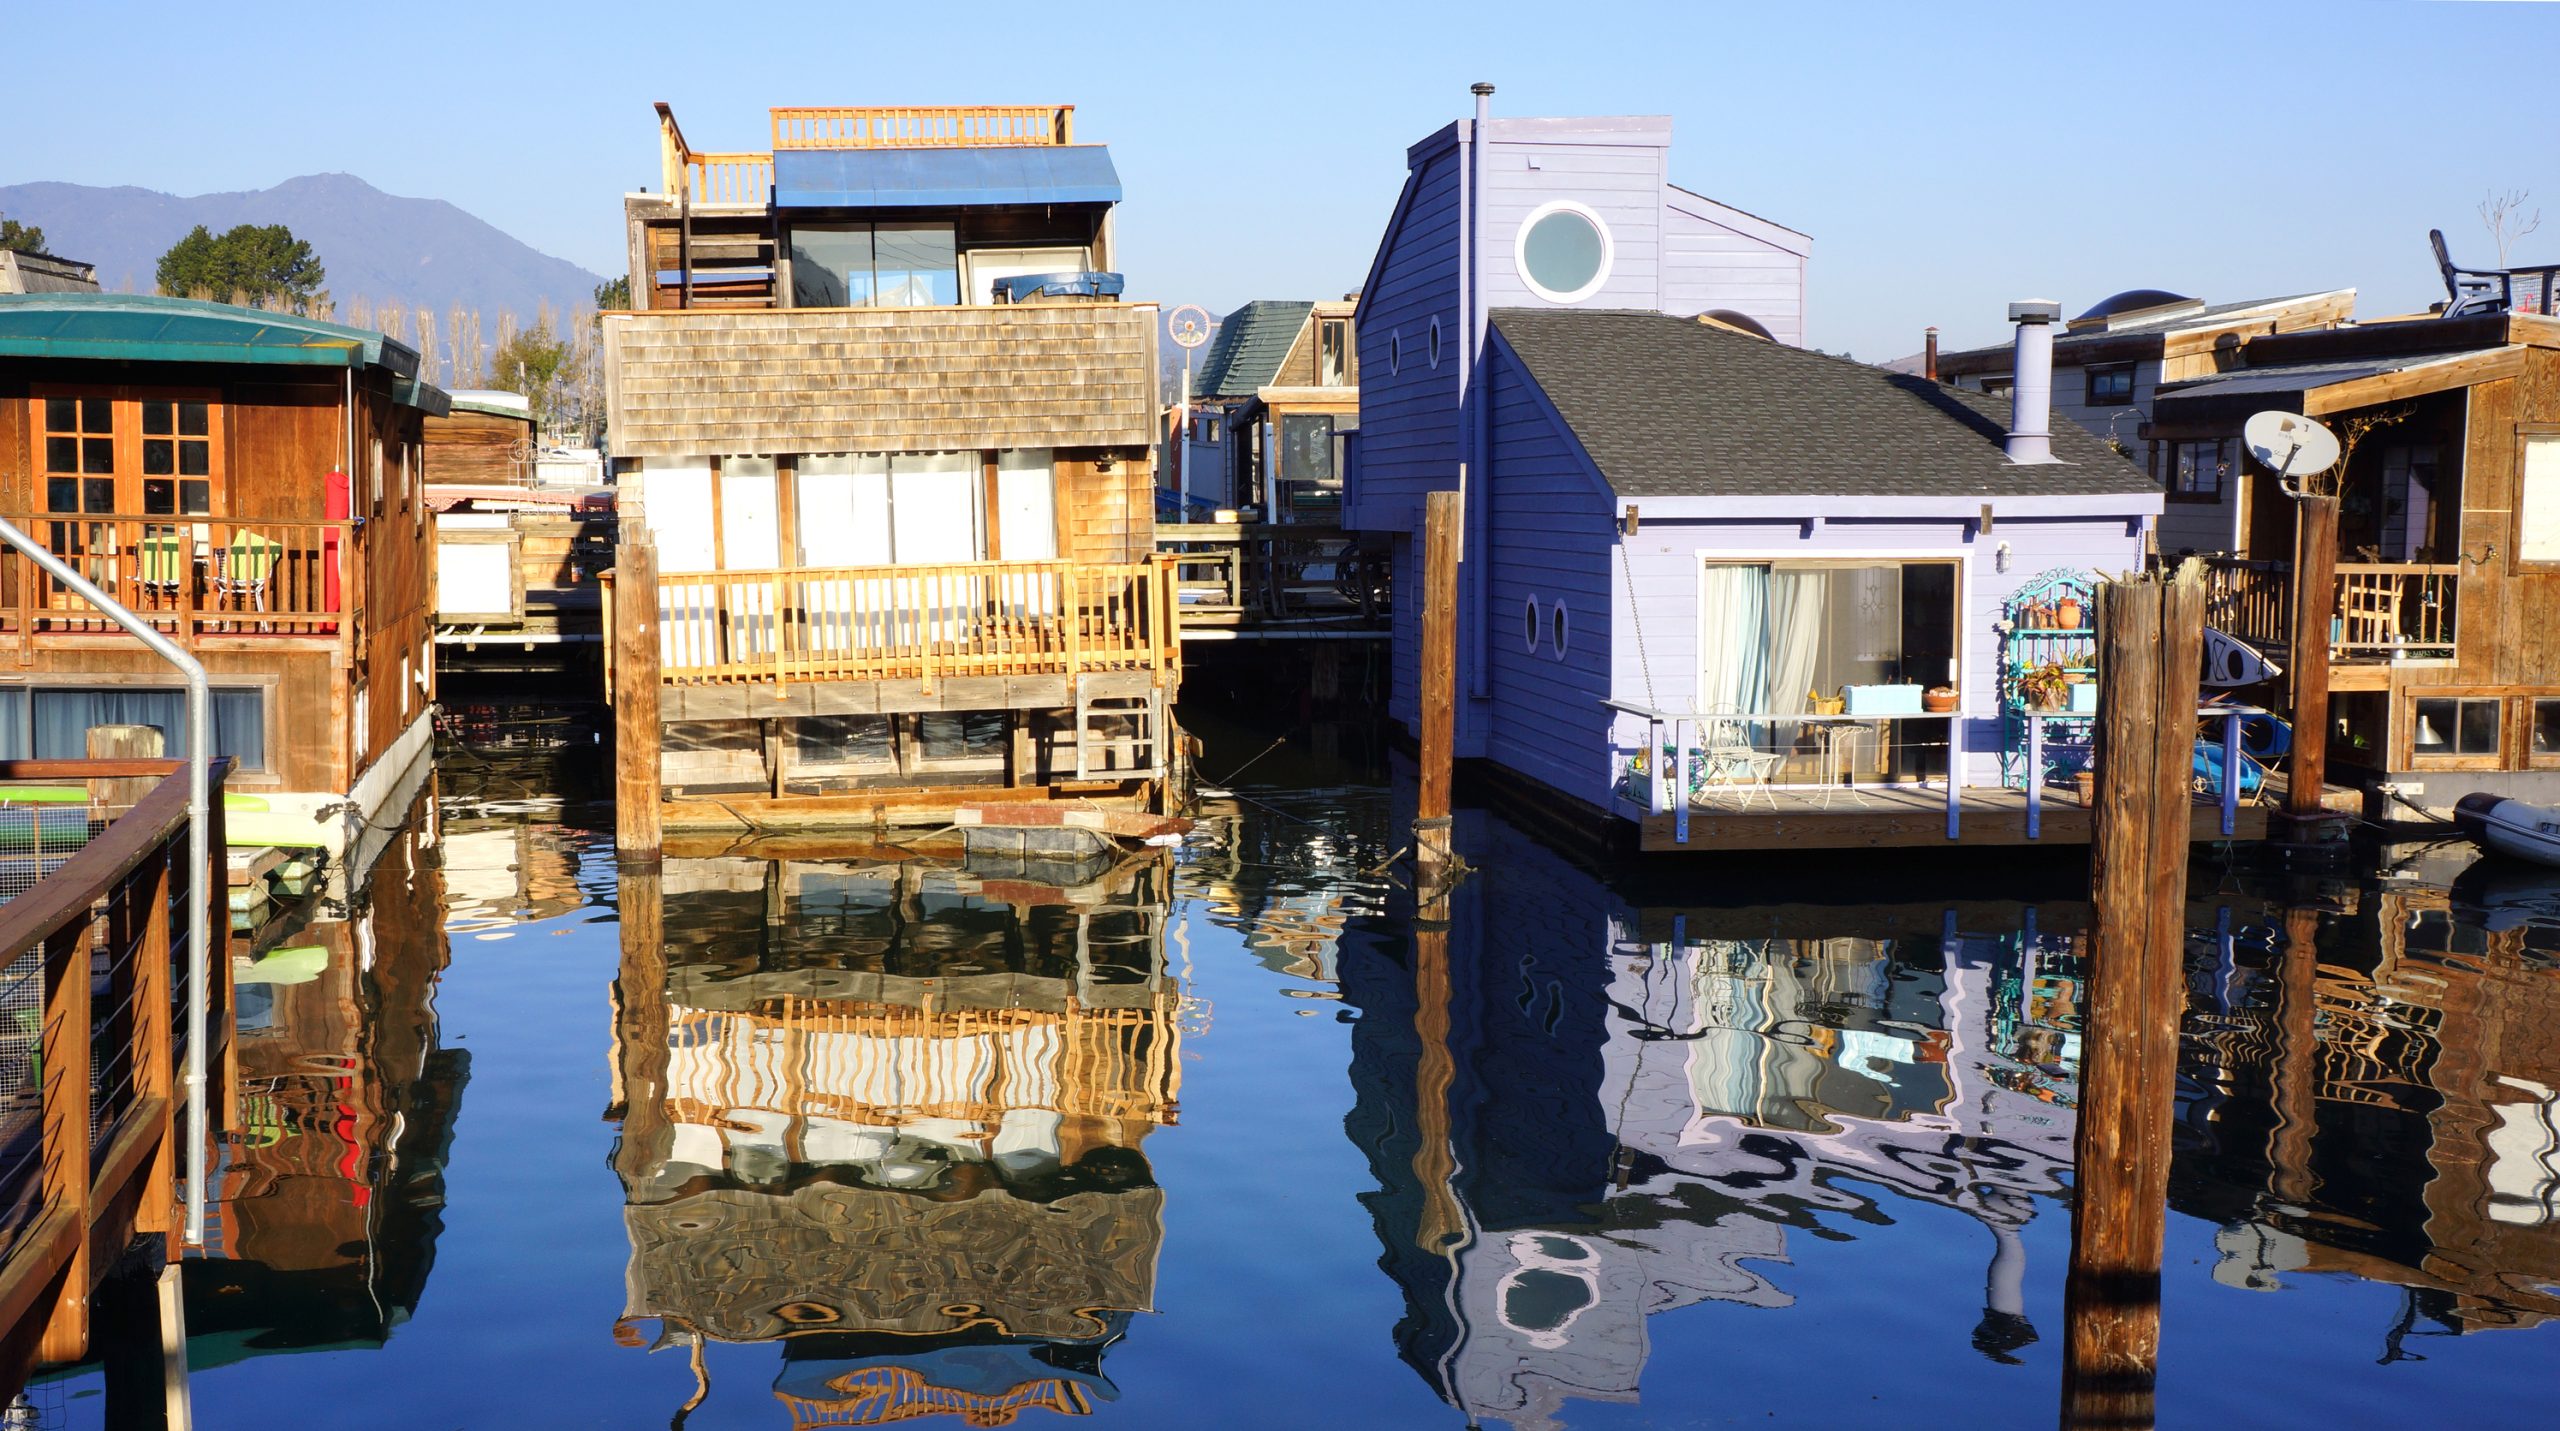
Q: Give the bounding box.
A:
[2454,793,2560,868]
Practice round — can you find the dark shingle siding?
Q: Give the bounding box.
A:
[1491,308,2156,499]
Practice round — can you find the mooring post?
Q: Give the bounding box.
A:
[2061,560,2204,1430]
[2284,496,2338,830]
[613,541,664,866]
[1416,490,1460,878]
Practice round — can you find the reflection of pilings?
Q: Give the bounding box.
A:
[611,868,669,1189]
[2269,907,2321,1208]
[1411,886,1463,1254]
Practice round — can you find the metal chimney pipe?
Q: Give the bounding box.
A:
[1923,326,1940,382]
[2005,300,2062,464]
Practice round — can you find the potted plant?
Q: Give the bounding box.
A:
[1923,683,1959,713]
[2019,660,2071,712]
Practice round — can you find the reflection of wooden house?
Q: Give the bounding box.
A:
[191,818,467,1354]
[0,294,443,852]
[611,854,1179,1424]
[425,388,612,691]
[604,103,1178,825]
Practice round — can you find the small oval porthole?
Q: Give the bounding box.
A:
[1550,599,1570,657]
[1524,594,1543,652]
[1429,316,1444,368]
[1389,329,1402,375]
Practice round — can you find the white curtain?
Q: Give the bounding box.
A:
[889,452,980,564]
[1698,565,1770,716]
[995,449,1057,561]
[719,457,779,658]
[1765,569,1827,744]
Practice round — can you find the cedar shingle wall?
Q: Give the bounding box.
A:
[604,306,1159,459]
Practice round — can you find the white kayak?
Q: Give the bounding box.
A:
[2455,793,2560,867]
[2202,628,2282,688]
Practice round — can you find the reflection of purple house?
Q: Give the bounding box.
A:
[1344,91,2164,850]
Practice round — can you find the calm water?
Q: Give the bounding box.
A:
[33,746,2560,1428]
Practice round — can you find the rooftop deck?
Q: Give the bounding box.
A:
[656,103,1078,211]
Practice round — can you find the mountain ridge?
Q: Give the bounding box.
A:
[0,172,607,325]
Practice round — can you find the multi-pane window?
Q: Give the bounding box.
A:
[2165,438,2231,497]
[2085,366,2134,406]
[139,398,213,514]
[40,396,116,513]
[2413,696,2499,758]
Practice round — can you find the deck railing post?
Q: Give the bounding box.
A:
[1945,712,1965,840]
[2026,712,2044,841]
[1673,718,1693,847]
[1644,717,1666,816]
[2221,708,2242,838]
[134,844,175,1235]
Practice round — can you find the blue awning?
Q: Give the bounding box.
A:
[774,145,1120,209]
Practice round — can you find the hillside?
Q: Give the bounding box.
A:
[0,173,606,324]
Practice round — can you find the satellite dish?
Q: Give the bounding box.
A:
[2244,411,2341,497]
[1167,304,1212,350]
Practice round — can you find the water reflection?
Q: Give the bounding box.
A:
[1330,810,2560,1428]
[609,850,1181,1425]
[189,793,466,1363]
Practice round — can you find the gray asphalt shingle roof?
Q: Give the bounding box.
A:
[1491,308,2156,499]
[1190,299,1312,399]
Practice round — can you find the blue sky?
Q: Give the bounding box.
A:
[7,0,2555,359]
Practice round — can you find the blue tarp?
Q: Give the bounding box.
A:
[775,145,1121,209]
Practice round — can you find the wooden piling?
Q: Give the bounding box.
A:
[613,543,664,866]
[2061,561,2204,1431]
[2285,496,2339,824]
[1416,490,1460,875]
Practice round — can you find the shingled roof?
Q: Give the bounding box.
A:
[1190,300,1313,399]
[1490,308,2155,499]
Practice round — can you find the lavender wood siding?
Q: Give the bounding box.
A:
[1481,341,1614,805]
[1659,190,1809,348]
[1472,120,1670,314]
[1348,134,1463,530]
[1607,513,2148,792]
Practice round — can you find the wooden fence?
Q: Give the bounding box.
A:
[618,558,1179,690]
[770,105,1074,149]
[0,514,354,652]
[0,758,228,1395]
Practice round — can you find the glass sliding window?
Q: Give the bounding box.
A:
[789,226,874,309]
[994,450,1057,561]
[889,453,981,563]
[872,224,958,307]
[795,454,892,567]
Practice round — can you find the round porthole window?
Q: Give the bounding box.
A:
[1524,595,1543,652]
[1516,200,1613,304]
[1429,316,1443,368]
[1550,599,1570,657]
[1389,330,1402,374]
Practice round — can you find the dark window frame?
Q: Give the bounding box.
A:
[2084,365,2135,407]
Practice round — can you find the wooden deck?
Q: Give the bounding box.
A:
[1636,784,2278,852]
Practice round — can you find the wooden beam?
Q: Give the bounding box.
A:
[1416,491,1460,877]
[613,543,664,865]
[2303,348,2528,416]
[2286,498,2339,824]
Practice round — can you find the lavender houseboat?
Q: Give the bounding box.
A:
[1343,90,2232,851]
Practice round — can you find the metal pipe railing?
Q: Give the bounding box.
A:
[0,516,212,1247]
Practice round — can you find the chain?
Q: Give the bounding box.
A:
[1618,542,1668,804]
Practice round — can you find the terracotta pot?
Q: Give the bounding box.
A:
[2074,770,2096,806]
[2055,597,2084,629]
[1923,685,1958,713]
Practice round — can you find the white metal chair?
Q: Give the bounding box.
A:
[1698,706,1782,810]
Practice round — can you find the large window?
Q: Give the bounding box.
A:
[1698,561,1957,712]
[789,223,959,308]
[36,389,222,516]
[794,452,1006,565]
[0,686,266,770]
[2380,443,2440,562]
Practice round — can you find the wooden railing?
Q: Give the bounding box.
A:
[684,152,772,207]
[770,104,1075,150]
[1152,523,1387,627]
[2335,563,2460,659]
[630,558,1178,689]
[2196,556,2461,662]
[2199,558,2292,654]
[0,758,228,1389]
[0,514,353,651]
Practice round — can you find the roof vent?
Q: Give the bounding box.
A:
[1699,309,1774,341]
[2005,300,2063,465]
